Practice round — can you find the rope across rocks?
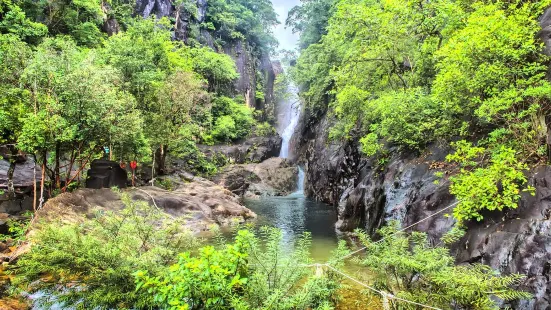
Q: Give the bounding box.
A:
[298,201,459,310]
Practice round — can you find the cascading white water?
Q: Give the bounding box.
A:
[277,83,304,193]
[278,84,300,159]
[295,166,305,194]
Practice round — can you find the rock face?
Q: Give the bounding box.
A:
[199,134,282,165]
[38,175,256,232]
[295,108,551,308]
[213,157,298,198]
[0,157,40,215]
[85,160,128,189]
[132,0,276,120]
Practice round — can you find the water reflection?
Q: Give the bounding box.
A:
[244,193,338,262]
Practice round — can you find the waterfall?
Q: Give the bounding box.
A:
[278,84,300,159]
[296,166,305,194]
[277,83,304,194]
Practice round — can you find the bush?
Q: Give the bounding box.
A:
[354,222,531,309]
[190,47,239,92]
[136,227,341,309]
[12,193,199,309]
[447,142,532,222]
[209,96,255,143]
[254,122,277,137]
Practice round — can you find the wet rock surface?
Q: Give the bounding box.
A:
[213,157,298,198]
[199,134,282,165]
[296,109,551,308]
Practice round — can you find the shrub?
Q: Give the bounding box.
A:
[136,227,341,309]
[354,222,531,309]
[212,115,237,142]
[254,122,276,137]
[209,96,255,142]
[447,142,532,222]
[12,193,198,309]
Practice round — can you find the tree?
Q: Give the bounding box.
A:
[149,70,209,174]
[286,0,336,49]
[190,47,239,93]
[0,34,33,197]
[0,0,47,43]
[18,36,147,192]
[204,0,278,51]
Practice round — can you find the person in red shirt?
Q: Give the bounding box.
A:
[130,161,138,187]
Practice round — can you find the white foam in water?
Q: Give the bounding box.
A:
[278,84,300,159]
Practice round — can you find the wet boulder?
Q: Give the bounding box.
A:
[85,160,127,189]
[199,134,282,165]
[213,157,298,198]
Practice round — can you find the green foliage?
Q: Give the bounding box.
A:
[212,115,238,142]
[190,47,239,92]
[20,0,106,46]
[0,0,47,42]
[204,0,278,52]
[254,122,276,137]
[174,139,219,176]
[292,0,551,221]
[274,72,292,103]
[355,222,532,309]
[286,0,336,49]
[447,142,531,222]
[0,34,32,144]
[13,193,199,309]
[209,96,255,143]
[0,213,32,243]
[136,227,340,309]
[12,36,148,188]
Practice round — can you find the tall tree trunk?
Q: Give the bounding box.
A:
[156,145,168,175]
[39,150,46,209]
[6,145,18,198]
[7,160,16,199]
[151,150,156,186]
[54,142,61,189]
[33,158,37,212]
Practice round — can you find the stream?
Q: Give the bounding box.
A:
[244,83,339,262]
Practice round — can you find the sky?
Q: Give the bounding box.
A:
[271,0,300,51]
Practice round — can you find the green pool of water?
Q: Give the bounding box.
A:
[243,192,339,263]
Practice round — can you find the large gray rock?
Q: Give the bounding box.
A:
[85,160,128,189]
[539,7,551,56]
[0,156,41,215]
[199,134,282,165]
[37,176,256,232]
[213,157,298,198]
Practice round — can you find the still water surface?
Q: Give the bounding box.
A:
[244,192,339,262]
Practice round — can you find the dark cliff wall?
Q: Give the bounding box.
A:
[291,7,551,309]
[294,107,551,309]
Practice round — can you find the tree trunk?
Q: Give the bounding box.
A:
[39,150,46,209]
[7,160,16,198]
[6,145,18,198]
[151,150,156,186]
[155,145,168,175]
[33,157,37,212]
[55,142,61,189]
